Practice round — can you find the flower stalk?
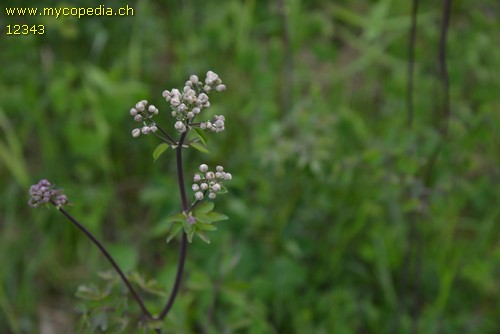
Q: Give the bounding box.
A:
[157,129,189,320]
[53,201,154,321]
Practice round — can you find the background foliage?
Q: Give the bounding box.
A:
[1,0,499,333]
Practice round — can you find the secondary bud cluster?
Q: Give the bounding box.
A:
[200,70,226,93]
[28,179,68,208]
[162,71,226,133]
[192,164,232,200]
[199,115,225,133]
[130,100,159,137]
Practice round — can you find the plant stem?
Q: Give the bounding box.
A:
[438,0,452,136]
[406,0,419,129]
[157,131,189,320]
[176,132,189,211]
[157,232,188,320]
[155,124,177,145]
[189,198,203,211]
[52,201,153,320]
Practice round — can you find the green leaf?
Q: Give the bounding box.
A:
[165,212,185,223]
[141,284,167,297]
[75,284,109,301]
[195,214,211,224]
[217,184,228,194]
[128,271,146,287]
[97,270,117,281]
[153,143,169,161]
[194,211,228,224]
[193,128,208,145]
[190,141,210,154]
[207,211,229,222]
[194,201,214,215]
[196,231,211,243]
[187,226,196,242]
[166,222,183,243]
[196,223,218,231]
[128,272,167,297]
[150,212,185,237]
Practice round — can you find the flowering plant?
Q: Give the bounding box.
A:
[29,71,231,332]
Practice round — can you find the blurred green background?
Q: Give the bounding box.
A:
[1,0,499,333]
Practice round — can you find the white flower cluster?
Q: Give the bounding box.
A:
[162,71,226,133]
[130,100,159,137]
[192,164,232,200]
[199,115,225,133]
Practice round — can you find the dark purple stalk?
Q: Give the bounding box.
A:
[155,124,177,145]
[52,200,153,320]
[438,0,452,136]
[406,0,419,129]
[395,2,420,333]
[157,130,189,320]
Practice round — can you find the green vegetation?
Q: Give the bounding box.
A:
[1,0,499,333]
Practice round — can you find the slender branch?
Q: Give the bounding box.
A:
[438,0,452,136]
[153,132,175,145]
[411,222,423,334]
[155,124,177,145]
[52,201,153,320]
[176,131,189,212]
[278,0,293,115]
[157,233,188,320]
[394,2,421,333]
[188,198,203,212]
[406,0,419,129]
[157,130,189,320]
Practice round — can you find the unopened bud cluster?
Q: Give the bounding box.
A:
[199,115,225,133]
[162,71,226,133]
[28,179,68,208]
[130,100,159,137]
[192,164,232,200]
[129,71,227,137]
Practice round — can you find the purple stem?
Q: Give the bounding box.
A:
[157,130,189,320]
[52,200,153,320]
